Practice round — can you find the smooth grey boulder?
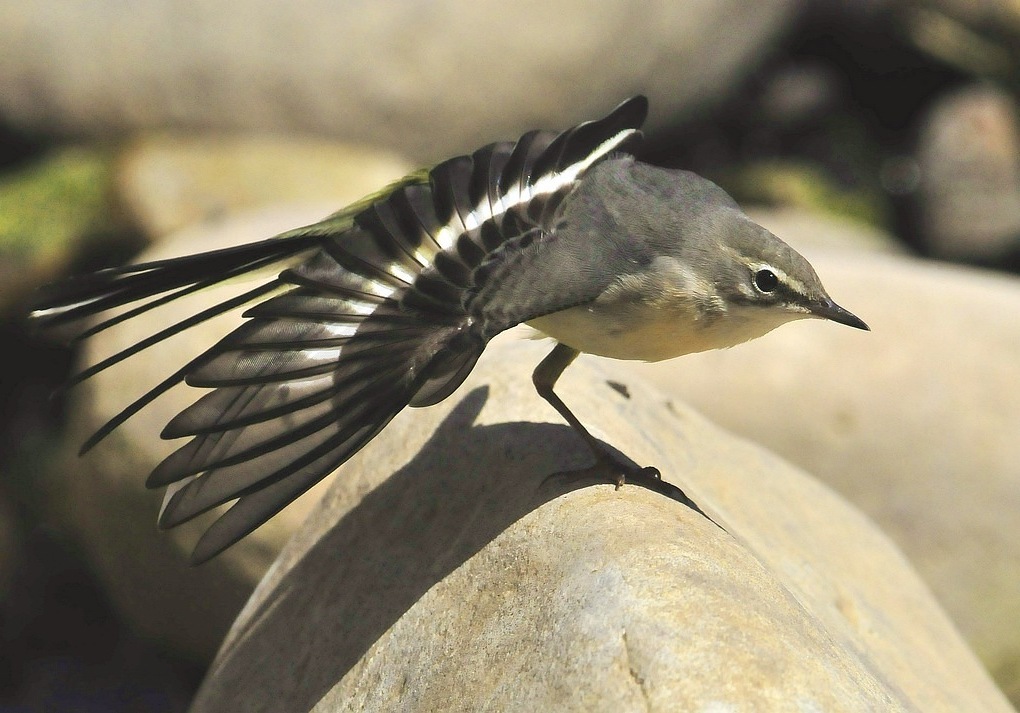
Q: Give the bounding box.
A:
[744,206,906,257]
[916,84,1020,263]
[115,135,411,238]
[190,338,1011,712]
[0,0,800,161]
[618,248,1020,703]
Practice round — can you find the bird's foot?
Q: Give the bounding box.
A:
[537,451,720,527]
[598,452,661,489]
[537,451,660,494]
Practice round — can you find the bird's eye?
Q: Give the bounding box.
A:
[753,268,779,293]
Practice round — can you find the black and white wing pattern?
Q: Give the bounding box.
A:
[30,96,648,562]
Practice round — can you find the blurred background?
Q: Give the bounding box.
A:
[0,0,1018,710]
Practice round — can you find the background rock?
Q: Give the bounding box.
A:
[0,0,801,161]
[893,0,1020,79]
[917,83,1020,262]
[745,205,907,256]
[115,136,412,238]
[617,247,1020,702]
[190,338,1011,712]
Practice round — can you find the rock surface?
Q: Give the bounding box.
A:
[745,205,906,257]
[189,338,1011,712]
[0,0,800,161]
[617,248,1020,702]
[115,135,412,238]
[917,84,1020,262]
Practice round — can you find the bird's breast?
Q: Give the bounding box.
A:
[526,297,756,362]
[528,299,796,362]
[524,259,795,362]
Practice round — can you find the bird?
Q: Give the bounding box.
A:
[31,96,869,563]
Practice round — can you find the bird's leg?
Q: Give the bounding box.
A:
[532,342,660,486]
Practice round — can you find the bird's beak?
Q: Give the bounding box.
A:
[808,298,870,331]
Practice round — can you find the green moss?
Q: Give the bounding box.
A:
[0,146,116,267]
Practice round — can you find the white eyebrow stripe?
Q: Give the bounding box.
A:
[754,263,808,295]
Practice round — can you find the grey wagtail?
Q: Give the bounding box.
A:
[31,96,868,562]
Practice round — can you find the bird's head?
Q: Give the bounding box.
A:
[619,163,870,339]
[563,159,870,357]
[708,212,870,334]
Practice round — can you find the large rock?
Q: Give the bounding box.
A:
[916,84,1020,263]
[0,0,801,161]
[190,338,1010,712]
[744,205,906,256]
[617,248,1020,703]
[115,135,412,238]
[892,1,1020,83]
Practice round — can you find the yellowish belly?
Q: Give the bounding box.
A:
[526,298,799,362]
[529,304,717,362]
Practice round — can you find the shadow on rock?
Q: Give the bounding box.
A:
[200,386,705,711]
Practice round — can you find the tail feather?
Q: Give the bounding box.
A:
[409,347,483,407]
[150,335,423,485]
[69,280,290,452]
[162,377,336,439]
[78,355,205,455]
[142,238,477,496]
[67,281,283,389]
[155,332,442,534]
[31,231,321,453]
[31,234,321,330]
[243,291,383,320]
[283,244,407,297]
[151,392,344,491]
[183,409,396,564]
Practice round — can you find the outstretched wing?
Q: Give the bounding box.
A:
[31,96,649,561]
